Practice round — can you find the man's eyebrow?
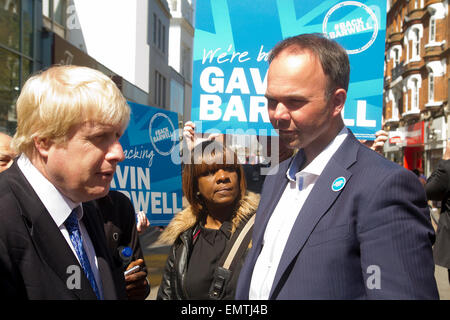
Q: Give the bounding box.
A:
[265,93,307,100]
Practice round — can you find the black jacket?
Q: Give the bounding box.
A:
[156,192,259,300]
[96,191,147,273]
[0,162,127,299]
[426,159,450,268]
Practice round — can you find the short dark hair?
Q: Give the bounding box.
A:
[269,33,350,98]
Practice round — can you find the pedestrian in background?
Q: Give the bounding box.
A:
[0,132,16,173]
[425,140,450,284]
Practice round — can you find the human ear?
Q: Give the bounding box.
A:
[33,137,52,159]
[331,88,347,117]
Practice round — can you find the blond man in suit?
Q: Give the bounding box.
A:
[0,65,131,299]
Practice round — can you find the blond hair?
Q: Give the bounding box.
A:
[12,65,130,156]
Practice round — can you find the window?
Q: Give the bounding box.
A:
[43,0,51,18]
[428,71,434,102]
[181,46,192,81]
[398,96,403,116]
[412,29,420,58]
[412,78,419,110]
[152,13,166,53]
[0,0,34,135]
[392,98,399,119]
[162,25,165,53]
[393,48,400,67]
[404,89,409,112]
[53,0,65,25]
[42,0,66,26]
[155,71,166,108]
[429,17,436,42]
[157,19,161,49]
[153,14,157,45]
[42,0,67,38]
[170,80,184,115]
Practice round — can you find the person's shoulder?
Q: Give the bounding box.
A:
[356,142,401,169]
[0,169,22,209]
[0,176,25,236]
[107,190,133,205]
[437,159,450,170]
[0,171,11,193]
[95,190,133,210]
[351,142,414,183]
[156,206,197,246]
[241,191,260,214]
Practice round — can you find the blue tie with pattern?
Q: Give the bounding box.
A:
[65,208,102,299]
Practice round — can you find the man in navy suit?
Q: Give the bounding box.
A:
[235,34,438,299]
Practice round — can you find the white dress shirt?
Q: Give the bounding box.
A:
[249,127,348,299]
[17,154,104,298]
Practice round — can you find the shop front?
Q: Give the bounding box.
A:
[384,128,404,166]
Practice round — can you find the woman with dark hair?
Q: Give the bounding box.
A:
[157,139,259,300]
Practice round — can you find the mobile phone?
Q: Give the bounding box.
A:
[124,265,141,276]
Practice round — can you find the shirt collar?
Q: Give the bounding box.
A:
[199,220,232,245]
[286,127,349,182]
[287,149,306,181]
[17,154,83,227]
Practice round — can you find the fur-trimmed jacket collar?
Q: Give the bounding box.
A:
[158,191,260,245]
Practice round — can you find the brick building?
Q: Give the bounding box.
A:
[383,0,449,175]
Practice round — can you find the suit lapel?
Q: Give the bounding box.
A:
[269,133,359,298]
[8,162,98,299]
[82,201,123,300]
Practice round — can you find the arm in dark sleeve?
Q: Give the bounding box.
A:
[115,193,151,298]
[0,238,20,298]
[425,160,450,201]
[121,196,145,263]
[358,169,438,299]
[108,191,146,264]
[157,245,176,300]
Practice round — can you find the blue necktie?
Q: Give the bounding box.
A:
[65,208,102,299]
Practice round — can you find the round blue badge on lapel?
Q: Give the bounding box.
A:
[331,177,346,192]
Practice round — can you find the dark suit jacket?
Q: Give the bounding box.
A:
[96,191,146,272]
[236,132,438,299]
[0,161,127,299]
[425,159,450,269]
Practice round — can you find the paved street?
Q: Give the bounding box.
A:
[435,265,450,299]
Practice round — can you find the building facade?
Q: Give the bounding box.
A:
[0,0,195,138]
[383,0,449,176]
[168,0,194,123]
[0,0,44,135]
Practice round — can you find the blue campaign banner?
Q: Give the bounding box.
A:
[191,0,387,139]
[110,101,182,226]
